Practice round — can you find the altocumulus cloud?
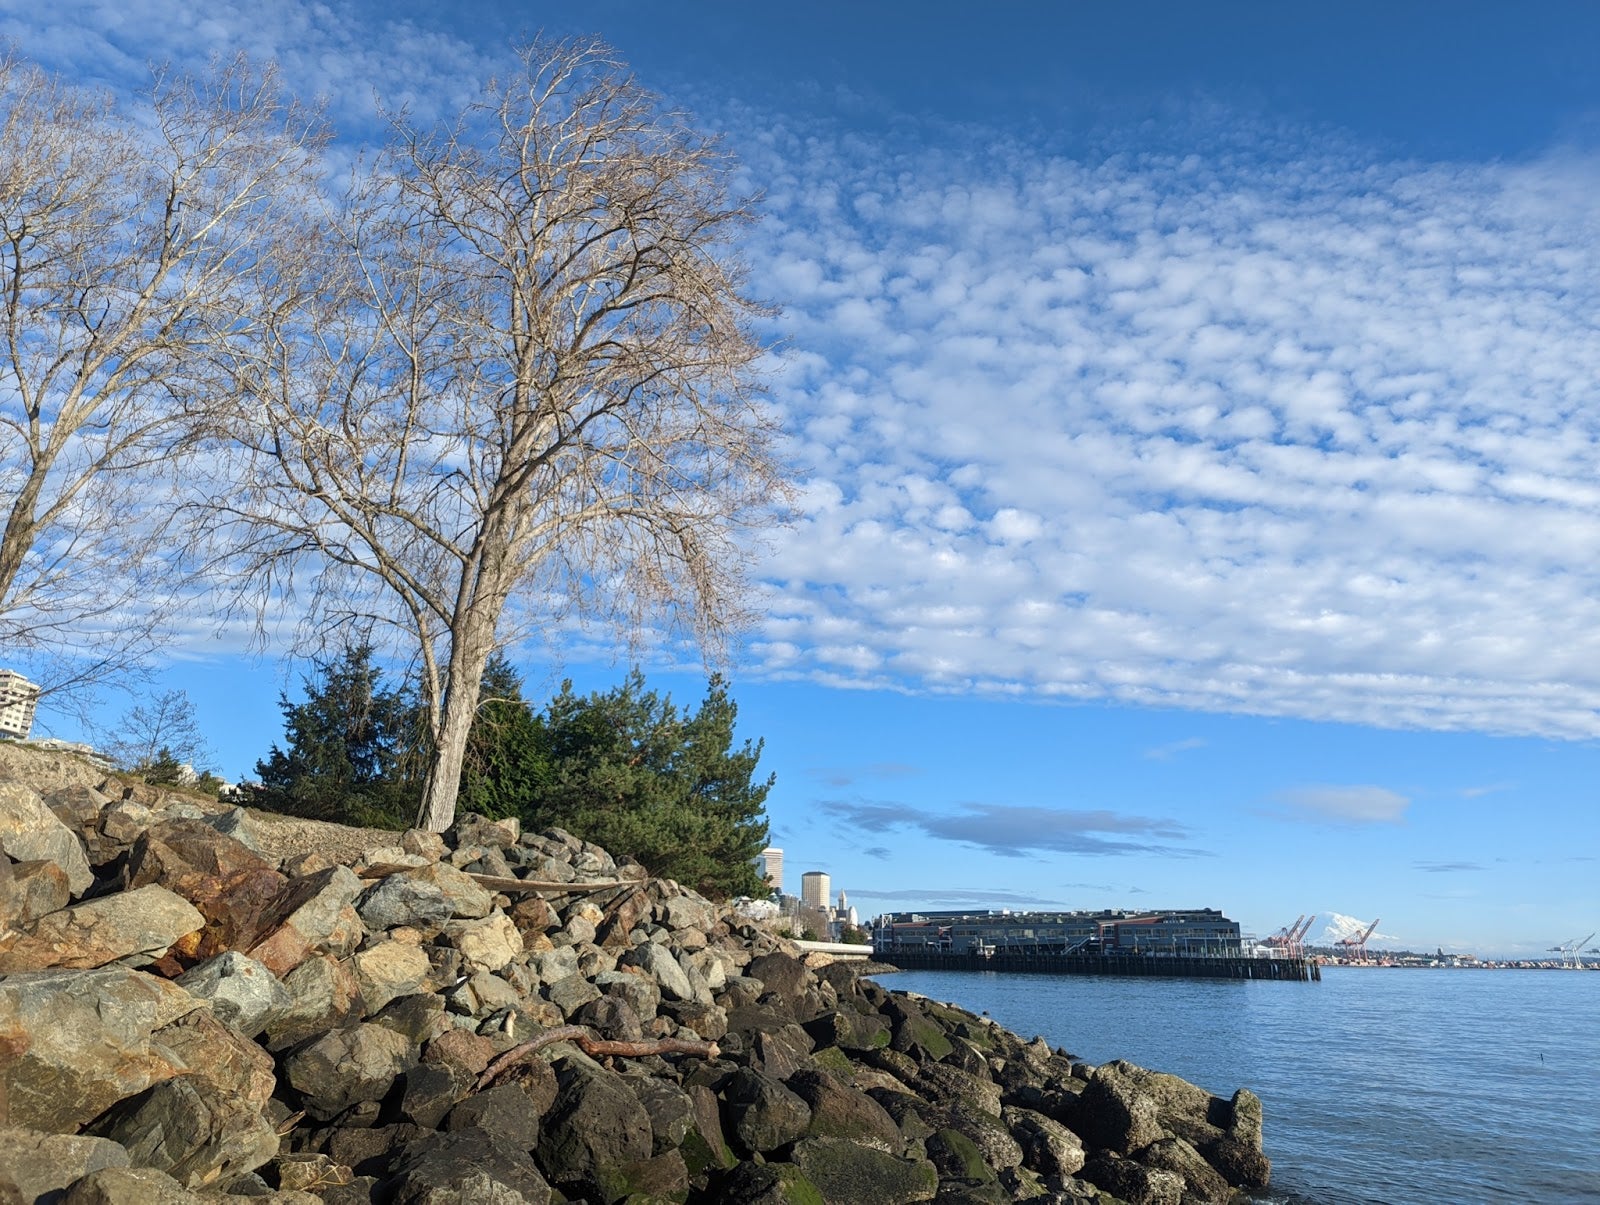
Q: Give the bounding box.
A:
[738,111,1600,742]
[818,799,1202,858]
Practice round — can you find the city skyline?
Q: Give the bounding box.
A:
[5,2,1598,956]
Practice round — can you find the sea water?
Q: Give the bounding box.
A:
[877,966,1600,1203]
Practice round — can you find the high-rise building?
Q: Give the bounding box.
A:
[0,669,39,740]
[801,870,831,910]
[755,847,783,893]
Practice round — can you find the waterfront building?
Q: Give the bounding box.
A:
[874,908,1243,957]
[0,669,39,740]
[755,846,783,894]
[800,870,830,910]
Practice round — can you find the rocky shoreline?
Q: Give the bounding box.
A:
[1,756,1271,1204]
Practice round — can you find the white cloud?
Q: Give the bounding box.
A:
[1274,785,1411,825]
[738,115,1600,740]
[15,3,1600,745]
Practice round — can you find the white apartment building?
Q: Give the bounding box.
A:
[0,669,40,740]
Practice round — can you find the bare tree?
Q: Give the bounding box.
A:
[0,51,324,710]
[100,687,213,781]
[219,38,789,832]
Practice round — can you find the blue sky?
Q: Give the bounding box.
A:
[6,1,1600,957]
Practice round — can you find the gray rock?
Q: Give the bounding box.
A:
[788,1067,902,1150]
[535,1062,655,1201]
[1073,1063,1167,1155]
[724,1066,812,1155]
[787,1135,940,1205]
[0,966,203,1131]
[622,940,693,1001]
[400,1063,467,1130]
[265,953,366,1051]
[443,1083,541,1150]
[592,969,660,1020]
[284,1022,418,1121]
[352,939,434,1013]
[1139,1136,1233,1204]
[360,864,489,928]
[545,971,601,1018]
[176,951,293,1037]
[87,1072,280,1188]
[0,857,70,927]
[0,780,93,895]
[1079,1151,1184,1205]
[0,1127,131,1203]
[60,1165,202,1204]
[571,994,644,1043]
[388,1127,551,1205]
[661,893,714,933]
[203,806,272,855]
[530,945,580,984]
[625,1078,696,1154]
[1002,1105,1086,1178]
[0,883,204,971]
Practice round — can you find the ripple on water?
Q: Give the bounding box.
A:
[878,966,1600,1204]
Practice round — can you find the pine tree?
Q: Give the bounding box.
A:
[525,671,771,898]
[252,644,421,827]
[458,655,551,821]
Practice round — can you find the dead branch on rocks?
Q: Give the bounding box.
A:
[476,1026,720,1092]
[355,863,637,895]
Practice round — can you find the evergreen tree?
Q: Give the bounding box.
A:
[459,655,551,820]
[525,670,771,898]
[252,644,422,827]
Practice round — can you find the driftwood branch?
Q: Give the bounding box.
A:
[356,863,638,895]
[476,1025,720,1091]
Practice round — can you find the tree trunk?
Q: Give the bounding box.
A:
[415,609,501,833]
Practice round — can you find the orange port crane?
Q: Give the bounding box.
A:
[1263,915,1316,956]
[1336,918,1379,962]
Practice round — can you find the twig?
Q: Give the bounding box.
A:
[475,1025,720,1091]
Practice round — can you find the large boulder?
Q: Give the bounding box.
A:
[387,1127,552,1204]
[0,1128,131,1203]
[283,1022,418,1121]
[0,857,71,928]
[86,1072,280,1188]
[264,953,366,1051]
[723,1066,812,1155]
[787,1135,939,1205]
[787,1067,902,1151]
[1072,1063,1167,1155]
[1138,1135,1233,1203]
[1002,1105,1086,1178]
[175,951,293,1037]
[0,883,204,971]
[1079,1151,1184,1205]
[245,865,367,976]
[0,966,203,1132]
[0,780,93,895]
[535,1062,656,1202]
[357,863,493,932]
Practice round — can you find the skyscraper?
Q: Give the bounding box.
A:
[801,870,830,910]
[756,846,783,893]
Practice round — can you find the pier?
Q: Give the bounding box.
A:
[881,947,1320,981]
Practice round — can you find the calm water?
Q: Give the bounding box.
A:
[877,967,1600,1204]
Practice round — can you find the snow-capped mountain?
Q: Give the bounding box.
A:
[1316,912,1399,947]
